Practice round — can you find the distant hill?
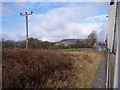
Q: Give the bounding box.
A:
[55,39,86,44]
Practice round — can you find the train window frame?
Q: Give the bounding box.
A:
[112,18,117,55]
[110,0,114,5]
[111,0,118,55]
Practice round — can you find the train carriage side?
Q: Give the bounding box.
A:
[107,0,120,88]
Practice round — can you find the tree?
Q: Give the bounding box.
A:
[86,31,97,48]
[2,40,16,48]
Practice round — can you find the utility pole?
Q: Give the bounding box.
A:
[20,12,33,49]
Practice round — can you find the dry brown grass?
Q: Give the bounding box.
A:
[2,48,102,88]
[66,49,102,88]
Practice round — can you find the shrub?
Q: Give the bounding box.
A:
[2,49,74,88]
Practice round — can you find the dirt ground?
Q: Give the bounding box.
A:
[91,54,106,88]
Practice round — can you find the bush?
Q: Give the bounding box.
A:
[2,49,74,88]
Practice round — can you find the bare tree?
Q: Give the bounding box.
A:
[86,31,97,48]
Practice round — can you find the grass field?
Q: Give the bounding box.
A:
[62,48,86,52]
[2,48,102,88]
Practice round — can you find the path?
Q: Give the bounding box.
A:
[91,54,107,88]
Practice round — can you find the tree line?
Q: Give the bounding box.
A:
[2,31,97,49]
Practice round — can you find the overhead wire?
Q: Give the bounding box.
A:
[4,2,50,23]
[2,3,49,36]
[2,3,48,40]
[2,2,50,25]
[2,3,50,25]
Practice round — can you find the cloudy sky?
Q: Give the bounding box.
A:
[1,1,109,42]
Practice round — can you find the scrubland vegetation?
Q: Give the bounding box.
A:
[1,31,104,88]
[2,48,102,88]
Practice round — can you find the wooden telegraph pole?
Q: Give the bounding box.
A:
[20,12,33,49]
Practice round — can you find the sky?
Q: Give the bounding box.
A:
[1,1,109,42]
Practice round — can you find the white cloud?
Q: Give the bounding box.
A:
[2,2,108,42]
[27,5,108,42]
[2,31,25,41]
[86,14,107,22]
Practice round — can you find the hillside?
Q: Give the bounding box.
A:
[56,39,86,44]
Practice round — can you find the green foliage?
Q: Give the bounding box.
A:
[2,40,16,48]
[67,43,86,49]
[2,37,55,49]
[63,48,86,52]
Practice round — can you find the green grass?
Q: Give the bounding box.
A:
[63,48,86,52]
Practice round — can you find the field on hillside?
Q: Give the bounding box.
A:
[2,48,102,88]
[62,48,86,52]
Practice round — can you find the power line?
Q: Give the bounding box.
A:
[8,3,48,21]
[2,3,47,44]
[2,3,49,25]
[4,3,49,22]
[2,4,50,31]
[2,2,61,30]
[2,3,22,13]
[3,4,46,26]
